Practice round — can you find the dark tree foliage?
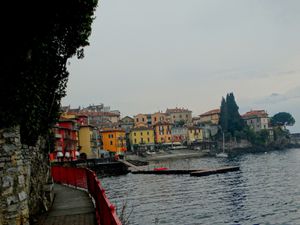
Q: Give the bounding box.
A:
[271,112,295,126]
[219,93,244,136]
[226,93,244,134]
[219,97,228,132]
[0,1,98,145]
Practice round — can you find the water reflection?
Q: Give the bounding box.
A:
[101,148,300,225]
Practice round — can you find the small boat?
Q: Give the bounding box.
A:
[216,152,228,158]
[153,167,168,171]
[146,151,156,155]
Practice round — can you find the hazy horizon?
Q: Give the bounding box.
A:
[62,0,300,132]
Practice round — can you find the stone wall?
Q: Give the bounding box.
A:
[0,127,53,225]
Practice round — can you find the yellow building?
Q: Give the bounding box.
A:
[153,121,172,144]
[187,127,203,144]
[79,125,98,158]
[129,127,155,145]
[100,129,127,153]
[199,109,220,125]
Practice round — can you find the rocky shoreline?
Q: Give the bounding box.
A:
[125,144,300,162]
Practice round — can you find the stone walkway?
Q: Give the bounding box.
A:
[39,184,96,225]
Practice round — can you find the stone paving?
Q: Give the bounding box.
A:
[39,184,96,225]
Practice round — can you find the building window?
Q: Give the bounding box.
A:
[168,137,171,140]
[186,114,188,118]
[142,118,145,122]
[179,115,182,118]
[134,139,136,144]
[136,118,139,122]
[141,138,144,143]
[134,132,136,136]
[173,115,175,118]
[147,131,149,135]
[110,141,113,145]
[141,132,143,136]
[154,117,157,121]
[147,138,150,142]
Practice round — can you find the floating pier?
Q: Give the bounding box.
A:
[131,166,239,176]
[118,160,240,177]
[190,166,240,177]
[131,169,199,174]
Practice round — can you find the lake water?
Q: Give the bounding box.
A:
[100,148,300,225]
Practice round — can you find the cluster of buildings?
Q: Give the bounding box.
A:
[50,103,274,161]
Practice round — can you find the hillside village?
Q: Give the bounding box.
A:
[50,99,292,161]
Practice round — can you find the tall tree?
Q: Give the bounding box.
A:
[271,112,295,127]
[226,93,244,134]
[0,0,98,145]
[219,93,244,136]
[219,97,228,132]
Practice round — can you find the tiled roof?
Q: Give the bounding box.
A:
[166,107,191,113]
[131,126,153,131]
[75,111,120,117]
[242,110,268,118]
[200,109,220,117]
[153,121,173,126]
[100,128,125,133]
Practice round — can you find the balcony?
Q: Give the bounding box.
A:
[56,146,63,151]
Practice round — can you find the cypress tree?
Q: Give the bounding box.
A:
[226,93,244,135]
[219,93,244,136]
[219,97,228,132]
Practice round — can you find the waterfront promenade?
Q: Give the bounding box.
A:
[39,184,95,225]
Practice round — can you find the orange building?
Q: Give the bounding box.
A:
[100,129,127,153]
[153,121,172,144]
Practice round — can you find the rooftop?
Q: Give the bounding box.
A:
[166,107,191,114]
[100,128,125,133]
[200,109,220,117]
[242,110,268,118]
[131,126,154,131]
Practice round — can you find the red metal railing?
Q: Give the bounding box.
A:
[51,166,122,225]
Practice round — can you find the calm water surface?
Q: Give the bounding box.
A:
[100,148,300,225]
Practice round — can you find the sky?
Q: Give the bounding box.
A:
[62,0,300,133]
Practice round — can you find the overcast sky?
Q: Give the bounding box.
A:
[63,0,300,132]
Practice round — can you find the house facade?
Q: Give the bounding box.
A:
[151,111,169,125]
[100,129,127,154]
[134,113,150,127]
[78,125,99,158]
[187,126,203,144]
[119,116,134,134]
[166,108,192,124]
[153,121,172,144]
[242,110,270,132]
[199,109,220,125]
[171,126,188,144]
[129,126,155,148]
[52,119,79,161]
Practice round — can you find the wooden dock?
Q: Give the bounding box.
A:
[131,166,239,176]
[132,169,199,174]
[38,184,96,225]
[190,166,240,176]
